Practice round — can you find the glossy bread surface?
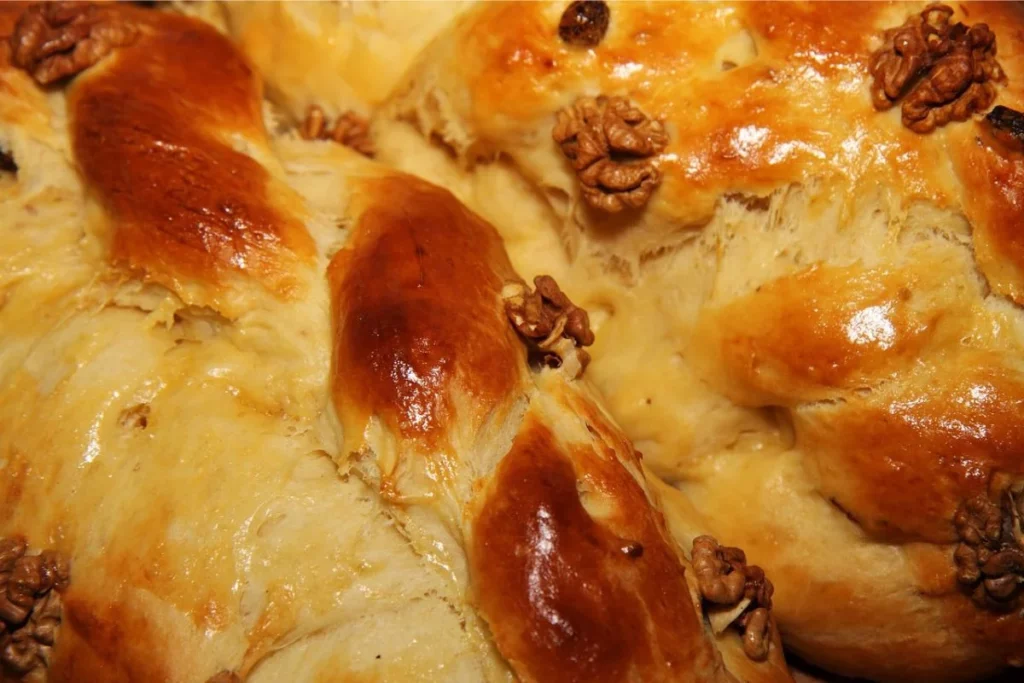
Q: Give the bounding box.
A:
[351,1,1024,680]
[0,3,793,682]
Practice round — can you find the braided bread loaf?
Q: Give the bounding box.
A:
[211,1,1024,681]
[0,3,792,681]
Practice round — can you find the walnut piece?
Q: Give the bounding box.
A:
[870,3,955,109]
[739,607,771,661]
[983,105,1024,154]
[0,537,70,677]
[503,275,594,372]
[953,492,1024,610]
[869,4,1004,133]
[301,105,374,157]
[692,535,774,661]
[553,96,667,213]
[9,2,139,85]
[558,1,610,48]
[692,536,746,605]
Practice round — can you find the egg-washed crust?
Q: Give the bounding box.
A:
[470,390,788,683]
[470,415,719,683]
[370,1,1024,680]
[695,260,1024,544]
[327,172,792,683]
[0,3,798,681]
[393,2,1024,292]
[63,4,315,308]
[328,174,525,452]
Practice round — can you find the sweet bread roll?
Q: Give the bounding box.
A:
[221,1,1024,680]
[0,3,792,681]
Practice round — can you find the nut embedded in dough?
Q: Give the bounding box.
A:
[739,607,771,661]
[503,275,594,371]
[9,1,139,85]
[869,3,955,109]
[869,3,1005,133]
[300,105,374,157]
[0,538,69,677]
[552,95,667,212]
[692,535,775,661]
[692,535,747,606]
[953,492,1024,609]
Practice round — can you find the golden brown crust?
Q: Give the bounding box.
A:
[387,1,1024,263]
[327,170,791,682]
[695,259,1024,544]
[470,416,724,683]
[367,2,1024,679]
[798,356,1024,543]
[0,2,846,681]
[48,595,171,683]
[433,1,916,194]
[696,264,940,406]
[65,6,314,304]
[328,174,525,449]
[954,131,1024,304]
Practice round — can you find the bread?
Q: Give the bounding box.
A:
[212,1,1024,681]
[213,1,472,133]
[0,2,793,682]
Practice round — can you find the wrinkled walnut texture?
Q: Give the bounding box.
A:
[553,96,667,212]
[739,607,771,662]
[9,2,139,85]
[953,492,1024,610]
[504,275,594,371]
[301,105,374,157]
[691,535,774,661]
[0,537,69,677]
[558,1,610,48]
[869,3,1004,133]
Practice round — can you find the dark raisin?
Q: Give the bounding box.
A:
[0,149,15,174]
[558,1,610,48]
[621,542,644,558]
[985,105,1024,153]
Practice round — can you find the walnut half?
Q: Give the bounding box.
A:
[0,537,70,678]
[301,105,374,158]
[503,275,594,374]
[553,96,667,213]
[691,535,775,661]
[953,491,1024,610]
[869,3,1005,134]
[9,2,139,85]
